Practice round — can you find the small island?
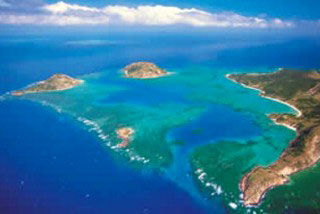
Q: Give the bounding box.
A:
[11,74,83,96]
[227,69,320,206]
[116,127,134,148]
[122,62,168,79]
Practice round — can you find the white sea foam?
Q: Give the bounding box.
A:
[270,118,297,131]
[198,172,206,181]
[40,100,62,113]
[229,202,238,209]
[77,116,150,164]
[239,193,244,199]
[125,148,150,163]
[194,168,224,196]
[77,117,109,143]
[195,168,203,174]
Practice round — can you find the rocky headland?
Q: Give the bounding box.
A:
[228,69,320,206]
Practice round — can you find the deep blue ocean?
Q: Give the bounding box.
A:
[0,32,320,214]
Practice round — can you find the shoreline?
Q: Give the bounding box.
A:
[270,118,297,131]
[239,136,320,207]
[226,72,303,206]
[123,70,173,79]
[226,73,302,118]
[11,80,84,96]
[239,167,289,207]
[226,71,320,207]
[261,95,302,118]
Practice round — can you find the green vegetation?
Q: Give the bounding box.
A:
[123,62,167,78]
[230,69,320,130]
[228,69,320,207]
[12,74,83,96]
[231,69,319,100]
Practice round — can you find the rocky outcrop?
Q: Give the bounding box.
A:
[116,127,134,148]
[12,74,83,96]
[228,69,320,206]
[123,62,167,79]
[240,126,320,206]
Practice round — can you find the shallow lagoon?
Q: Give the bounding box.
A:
[16,65,297,213]
[1,35,320,213]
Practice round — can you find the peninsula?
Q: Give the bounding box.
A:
[228,69,320,206]
[122,62,168,79]
[11,74,83,96]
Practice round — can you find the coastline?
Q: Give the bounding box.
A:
[239,134,320,207]
[261,95,302,118]
[11,80,84,96]
[270,118,297,131]
[226,71,320,207]
[226,72,301,206]
[123,70,173,79]
[226,74,263,93]
[225,73,302,118]
[238,166,289,207]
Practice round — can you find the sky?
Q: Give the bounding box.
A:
[46,0,320,20]
[0,0,319,34]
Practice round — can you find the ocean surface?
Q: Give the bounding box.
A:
[0,33,320,214]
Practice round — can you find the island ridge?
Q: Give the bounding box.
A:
[122,62,168,79]
[11,74,83,96]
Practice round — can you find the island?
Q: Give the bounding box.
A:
[122,62,168,79]
[227,69,320,206]
[11,74,83,96]
[116,127,134,148]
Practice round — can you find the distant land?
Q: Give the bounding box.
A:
[10,66,320,209]
[122,62,168,79]
[228,69,320,206]
[11,62,167,96]
[11,74,83,96]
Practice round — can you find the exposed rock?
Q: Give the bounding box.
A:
[116,127,134,148]
[228,69,320,206]
[123,62,167,79]
[12,74,83,96]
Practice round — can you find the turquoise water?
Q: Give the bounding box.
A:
[1,35,320,213]
[15,65,297,213]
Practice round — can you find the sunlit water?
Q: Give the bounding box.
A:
[1,34,320,214]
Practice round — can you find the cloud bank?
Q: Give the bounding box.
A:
[0,1,294,28]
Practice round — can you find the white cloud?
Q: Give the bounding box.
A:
[43,1,100,14]
[0,1,294,28]
[0,14,109,25]
[103,5,215,26]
